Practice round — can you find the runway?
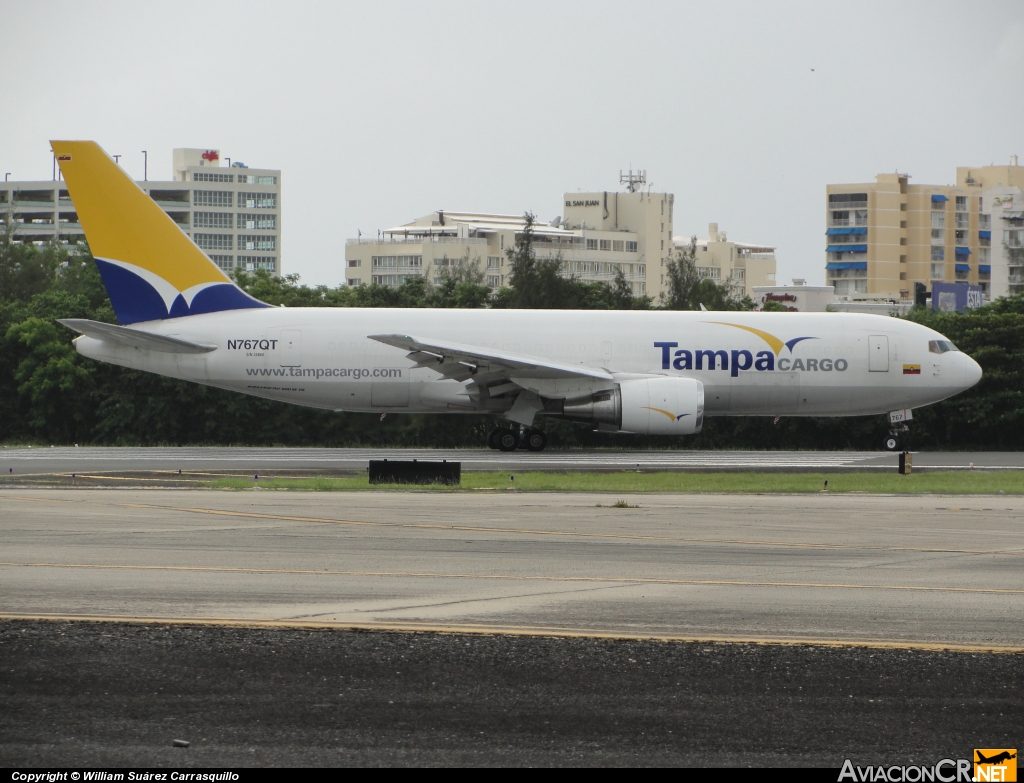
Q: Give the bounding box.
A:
[3,445,1024,475]
[3,489,1022,649]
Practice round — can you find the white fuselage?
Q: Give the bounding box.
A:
[72,308,980,418]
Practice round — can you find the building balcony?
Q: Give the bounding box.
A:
[348,236,489,246]
[7,200,55,209]
[568,271,646,281]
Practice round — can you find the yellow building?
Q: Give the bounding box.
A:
[675,223,778,299]
[826,159,1024,302]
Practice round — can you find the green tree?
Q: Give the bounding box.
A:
[6,317,93,441]
[427,250,493,308]
[660,237,752,311]
[497,213,579,308]
[660,237,702,310]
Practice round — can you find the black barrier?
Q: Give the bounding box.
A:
[369,459,461,485]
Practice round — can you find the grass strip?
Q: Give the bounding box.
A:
[207,470,1024,494]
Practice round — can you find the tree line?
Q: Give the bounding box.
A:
[1,214,1022,449]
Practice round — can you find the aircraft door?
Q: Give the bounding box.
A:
[280,329,302,367]
[868,335,889,372]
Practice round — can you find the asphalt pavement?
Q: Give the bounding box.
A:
[1,620,1020,766]
[3,445,1024,475]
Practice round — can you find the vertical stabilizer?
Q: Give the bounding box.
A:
[51,140,269,324]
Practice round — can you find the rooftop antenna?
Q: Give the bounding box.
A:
[620,168,646,193]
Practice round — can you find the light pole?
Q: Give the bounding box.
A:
[142,150,148,181]
[4,173,9,181]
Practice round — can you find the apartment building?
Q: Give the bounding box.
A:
[825,158,1024,302]
[0,148,282,275]
[345,173,671,299]
[966,163,1024,300]
[674,222,778,299]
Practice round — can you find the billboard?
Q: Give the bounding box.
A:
[931,282,983,313]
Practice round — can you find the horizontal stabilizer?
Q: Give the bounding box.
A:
[58,319,217,354]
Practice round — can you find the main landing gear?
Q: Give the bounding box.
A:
[487,426,547,452]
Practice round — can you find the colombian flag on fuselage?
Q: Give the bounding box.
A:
[52,141,269,325]
[903,364,921,374]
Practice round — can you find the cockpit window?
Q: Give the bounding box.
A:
[928,339,959,354]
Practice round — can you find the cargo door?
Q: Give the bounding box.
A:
[868,335,889,372]
[280,329,302,367]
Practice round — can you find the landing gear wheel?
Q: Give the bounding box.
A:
[487,428,502,450]
[523,430,547,452]
[884,435,902,452]
[496,430,520,452]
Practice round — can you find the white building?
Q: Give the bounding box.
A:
[751,282,834,312]
[345,172,673,298]
[1,148,282,275]
[982,183,1024,298]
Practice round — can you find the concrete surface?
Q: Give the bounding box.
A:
[2,490,1022,648]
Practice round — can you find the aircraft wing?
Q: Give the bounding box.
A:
[368,333,613,384]
[59,319,217,354]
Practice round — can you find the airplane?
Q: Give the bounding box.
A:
[52,141,982,452]
[976,752,1016,765]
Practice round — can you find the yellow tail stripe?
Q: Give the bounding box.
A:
[50,140,228,291]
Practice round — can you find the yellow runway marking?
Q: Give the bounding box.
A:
[4,494,1023,558]
[1,612,1021,654]
[2,561,1022,595]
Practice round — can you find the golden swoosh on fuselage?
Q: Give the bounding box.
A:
[706,322,785,356]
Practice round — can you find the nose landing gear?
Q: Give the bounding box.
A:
[884,432,904,452]
[884,409,912,452]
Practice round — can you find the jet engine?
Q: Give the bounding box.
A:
[551,377,704,435]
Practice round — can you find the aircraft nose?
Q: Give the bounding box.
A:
[963,354,982,389]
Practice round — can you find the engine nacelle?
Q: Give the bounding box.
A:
[556,377,704,435]
[620,377,704,435]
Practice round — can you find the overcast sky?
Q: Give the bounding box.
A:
[3,1,1023,288]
